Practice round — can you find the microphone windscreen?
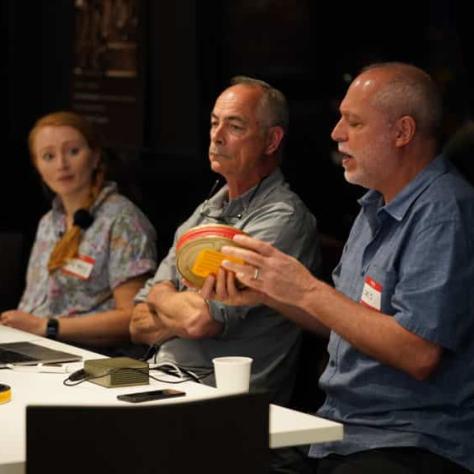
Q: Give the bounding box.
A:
[73,209,94,230]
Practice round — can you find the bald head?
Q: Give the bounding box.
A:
[355,62,442,139]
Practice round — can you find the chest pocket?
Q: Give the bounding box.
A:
[362,265,398,314]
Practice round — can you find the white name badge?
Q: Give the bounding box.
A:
[62,255,95,280]
[360,275,382,311]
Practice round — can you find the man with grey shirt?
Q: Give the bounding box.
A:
[130,76,320,406]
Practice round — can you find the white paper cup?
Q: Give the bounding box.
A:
[212,356,253,394]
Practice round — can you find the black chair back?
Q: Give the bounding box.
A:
[27,392,270,474]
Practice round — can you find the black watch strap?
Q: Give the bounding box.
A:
[46,318,59,339]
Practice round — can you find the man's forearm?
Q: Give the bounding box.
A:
[298,279,442,380]
[265,297,330,338]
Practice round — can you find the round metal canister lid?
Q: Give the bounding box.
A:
[176,224,246,288]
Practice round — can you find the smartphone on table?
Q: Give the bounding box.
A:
[117,389,186,403]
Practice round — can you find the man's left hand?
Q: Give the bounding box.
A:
[199,269,266,307]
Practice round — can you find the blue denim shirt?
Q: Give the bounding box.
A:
[310,157,474,472]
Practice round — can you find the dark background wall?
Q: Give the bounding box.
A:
[1,0,473,306]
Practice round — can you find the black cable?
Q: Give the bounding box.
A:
[63,364,213,386]
[140,344,159,362]
[150,364,213,383]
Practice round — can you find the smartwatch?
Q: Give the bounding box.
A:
[46,318,59,339]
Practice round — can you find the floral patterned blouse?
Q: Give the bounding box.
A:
[19,182,157,318]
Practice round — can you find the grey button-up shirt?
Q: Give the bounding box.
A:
[136,168,320,404]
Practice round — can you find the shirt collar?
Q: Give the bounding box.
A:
[359,155,449,221]
[208,168,284,214]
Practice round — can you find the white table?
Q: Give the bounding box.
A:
[0,326,343,474]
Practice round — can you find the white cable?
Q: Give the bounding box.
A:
[149,360,185,379]
[6,363,74,373]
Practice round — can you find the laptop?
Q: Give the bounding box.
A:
[27,391,270,474]
[0,341,82,368]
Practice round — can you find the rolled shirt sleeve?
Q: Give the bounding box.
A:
[107,209,157,290]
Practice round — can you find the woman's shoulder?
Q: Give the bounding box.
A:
[97,190,155,235]
[100,191,147,218]
[37,208,54,229]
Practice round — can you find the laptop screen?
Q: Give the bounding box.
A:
[0,341,82,367]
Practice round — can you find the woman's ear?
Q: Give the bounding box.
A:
[91,149,101,171]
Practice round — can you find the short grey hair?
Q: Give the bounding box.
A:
[230,75,289,132]
[361,62,442,138]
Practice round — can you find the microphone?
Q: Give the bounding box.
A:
[73,209,94,230]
